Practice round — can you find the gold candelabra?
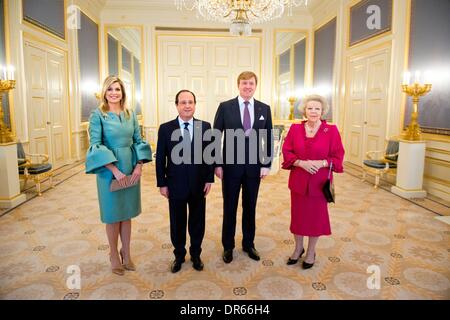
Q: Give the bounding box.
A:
[0,80,16,144]
[288,96,297,120]
[402,82,432,141]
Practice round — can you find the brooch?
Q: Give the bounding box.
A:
[323,128,328,133]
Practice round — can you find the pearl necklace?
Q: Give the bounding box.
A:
[306,121,321,135]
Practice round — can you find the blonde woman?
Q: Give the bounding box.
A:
[282,94,344,269]
[85,76,152,275]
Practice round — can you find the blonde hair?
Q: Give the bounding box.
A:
[299,94,330,118]
[237,71,258,86]
[98,75,130,119]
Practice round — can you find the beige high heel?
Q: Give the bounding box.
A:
[120,249,136,271]
[110,255,125,276]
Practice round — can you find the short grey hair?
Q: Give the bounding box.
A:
[299,94,330,118]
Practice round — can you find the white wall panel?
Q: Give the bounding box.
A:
[157,34,260,125]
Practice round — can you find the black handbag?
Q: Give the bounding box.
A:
[322,162,335,203]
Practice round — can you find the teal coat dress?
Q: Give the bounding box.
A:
[85,108,152,224]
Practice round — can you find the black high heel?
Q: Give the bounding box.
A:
[286,248,305,265]
[302,253,316,269]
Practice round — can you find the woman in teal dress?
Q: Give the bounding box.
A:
[85,76,152,275]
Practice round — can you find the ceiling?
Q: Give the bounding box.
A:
[103,0,322,13]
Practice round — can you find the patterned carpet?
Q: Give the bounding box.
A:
[0,163,449,300]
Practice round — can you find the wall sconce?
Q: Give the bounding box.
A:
[402,70,432,140]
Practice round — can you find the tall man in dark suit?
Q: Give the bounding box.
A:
[214,71,273,263]
[156,90,214,273]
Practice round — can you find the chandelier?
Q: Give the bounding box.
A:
[174,0,309,36]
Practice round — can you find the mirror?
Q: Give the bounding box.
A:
[105,25,143,116]
[273,30,308,121]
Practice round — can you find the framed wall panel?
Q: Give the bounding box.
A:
[405,0,450,135]
[313,18,336,121]
[122,46,132,73]
[0,0,10,127]
[294,39,306,119]
[105,25,144,118]
[133,57,142,116]
[107,34,119,76]
[273,30,308,121]
[22,0,65,39]
[78,11,99,122]
[279,49,290,75]
[349,0,392,46]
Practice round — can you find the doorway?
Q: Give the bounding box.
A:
[344,45,391,165]
[23,38,70,169]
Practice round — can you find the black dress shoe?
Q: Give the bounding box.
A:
[223,249,233,263]
[243,247,260,261]
[170,258,185,273]
[191,256,204,271]
[302,254,316,270]
[286,248,305,265]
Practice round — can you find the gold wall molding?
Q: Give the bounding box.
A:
[425,156,450,168]
[347,0,393,48]
[22,0,68,43]
[426,147,450,156]
[424,174,450,188]
[422,133,450,143]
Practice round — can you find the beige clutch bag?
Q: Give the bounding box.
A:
[110,175,140,192]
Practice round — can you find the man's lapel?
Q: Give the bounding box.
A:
[169,118,182,143]
[253,100,263,130]
[233,97,243,129]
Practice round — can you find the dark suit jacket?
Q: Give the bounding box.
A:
[156,118,214,200]
[213,97,273,178]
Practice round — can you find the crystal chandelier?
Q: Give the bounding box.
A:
[175,0,309,36]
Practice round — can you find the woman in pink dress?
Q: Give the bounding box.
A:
[282,95,344,269]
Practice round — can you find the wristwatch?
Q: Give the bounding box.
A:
[322,160,327,168]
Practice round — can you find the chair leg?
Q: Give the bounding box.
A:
[36,180,42,196]
[374,174,380,189]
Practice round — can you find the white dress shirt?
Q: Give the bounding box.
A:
[177,117,193,140]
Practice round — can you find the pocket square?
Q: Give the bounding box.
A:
[259,115,265,120]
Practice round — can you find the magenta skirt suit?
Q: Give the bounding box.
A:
[282,121,345,237]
